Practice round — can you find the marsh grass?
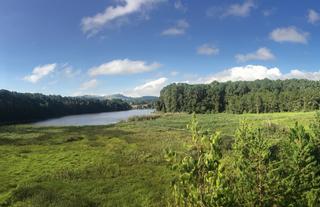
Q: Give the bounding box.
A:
[127,114,161,122]
[0,111,316,206]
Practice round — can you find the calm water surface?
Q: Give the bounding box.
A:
[33,109,155,126]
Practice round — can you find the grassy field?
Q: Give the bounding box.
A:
[0,112,317,207]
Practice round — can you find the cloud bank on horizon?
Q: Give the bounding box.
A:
[203,65,320,83]
[2,0,320,97]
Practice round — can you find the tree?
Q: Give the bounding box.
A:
[158,79,320,114]
[166,114,227,206]
[0,90,132,124]
[167,112,320,206]
[232,122,288,206]
[284,123,320,206]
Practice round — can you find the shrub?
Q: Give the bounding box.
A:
[167,114,320,206]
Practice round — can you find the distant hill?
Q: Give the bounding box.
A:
[105,94,158,109]
[105,94,158,103]
[79,94,158,108]
[105,94,133,101]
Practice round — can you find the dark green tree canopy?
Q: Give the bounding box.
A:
[157,79,320,114]
[0,90,131,124]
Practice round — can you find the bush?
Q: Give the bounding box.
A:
[167,114,320,206]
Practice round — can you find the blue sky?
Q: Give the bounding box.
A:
[1,0,320,97]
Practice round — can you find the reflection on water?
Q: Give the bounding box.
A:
[33,109,155,126]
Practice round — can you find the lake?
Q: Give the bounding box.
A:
[33,109,155,126]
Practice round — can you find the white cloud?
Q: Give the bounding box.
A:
[161,19,189,36]
[223,0,255,17]
[308,9,320,24]
[89,59,161,76]
[63,67,81,78]
[124,77,167,97]
[170,71,179,76]
[284,69,320,80]
[81,0,163,35]
[197,44,219,56]
[206,1,255,18]
[200,65,320,84]
[235,47,275,62]
[24,64,56,83]
[270,26,309,44]
[80,79,98,90]
[174,0,187,12]
[262,8,276,17]
[60,64,81,78]
[204,65,281,83]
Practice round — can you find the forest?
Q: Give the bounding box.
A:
[0,90,131,124]
[157,79,320,114]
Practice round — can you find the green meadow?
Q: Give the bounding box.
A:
[0,112,316,207]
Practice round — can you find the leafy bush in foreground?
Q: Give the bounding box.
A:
[167,113,320,206]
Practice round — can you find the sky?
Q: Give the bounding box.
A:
[1,0,320,97]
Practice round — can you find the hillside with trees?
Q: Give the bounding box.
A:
[157,79,320,114]
[0,90,131,124]
[105,94,158,109]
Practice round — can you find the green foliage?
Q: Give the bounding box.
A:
[284,119,320,206]
[0,89,131,124]
[157,79,320,114]
[0,112,318,206]
[166,114,227,206]
[127,114,161,122]
[168,113,320,206]
[232,121,291,206]
[0,123,187,207]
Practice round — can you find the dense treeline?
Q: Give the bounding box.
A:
[166,113,320,206]
[157,79,320,114]
[0,90,131,124]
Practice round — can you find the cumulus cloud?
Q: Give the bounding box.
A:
[161,19,189,36]
[197,44,219,56]
[89,59,161,76]
[81,0,163,35]
[223,0,255,17]
[80,79,98,90]
[283,69,320,80]
[24,64,56,83]
[308,9,320,24]
[201,65,320,84]
[204,65,281,83]
[235,47,275,62]
[270,26,309,44]
[124,77,167,97]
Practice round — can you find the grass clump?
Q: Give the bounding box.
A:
[127,114,161,122]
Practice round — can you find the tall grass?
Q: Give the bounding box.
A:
[127,114,161,122]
